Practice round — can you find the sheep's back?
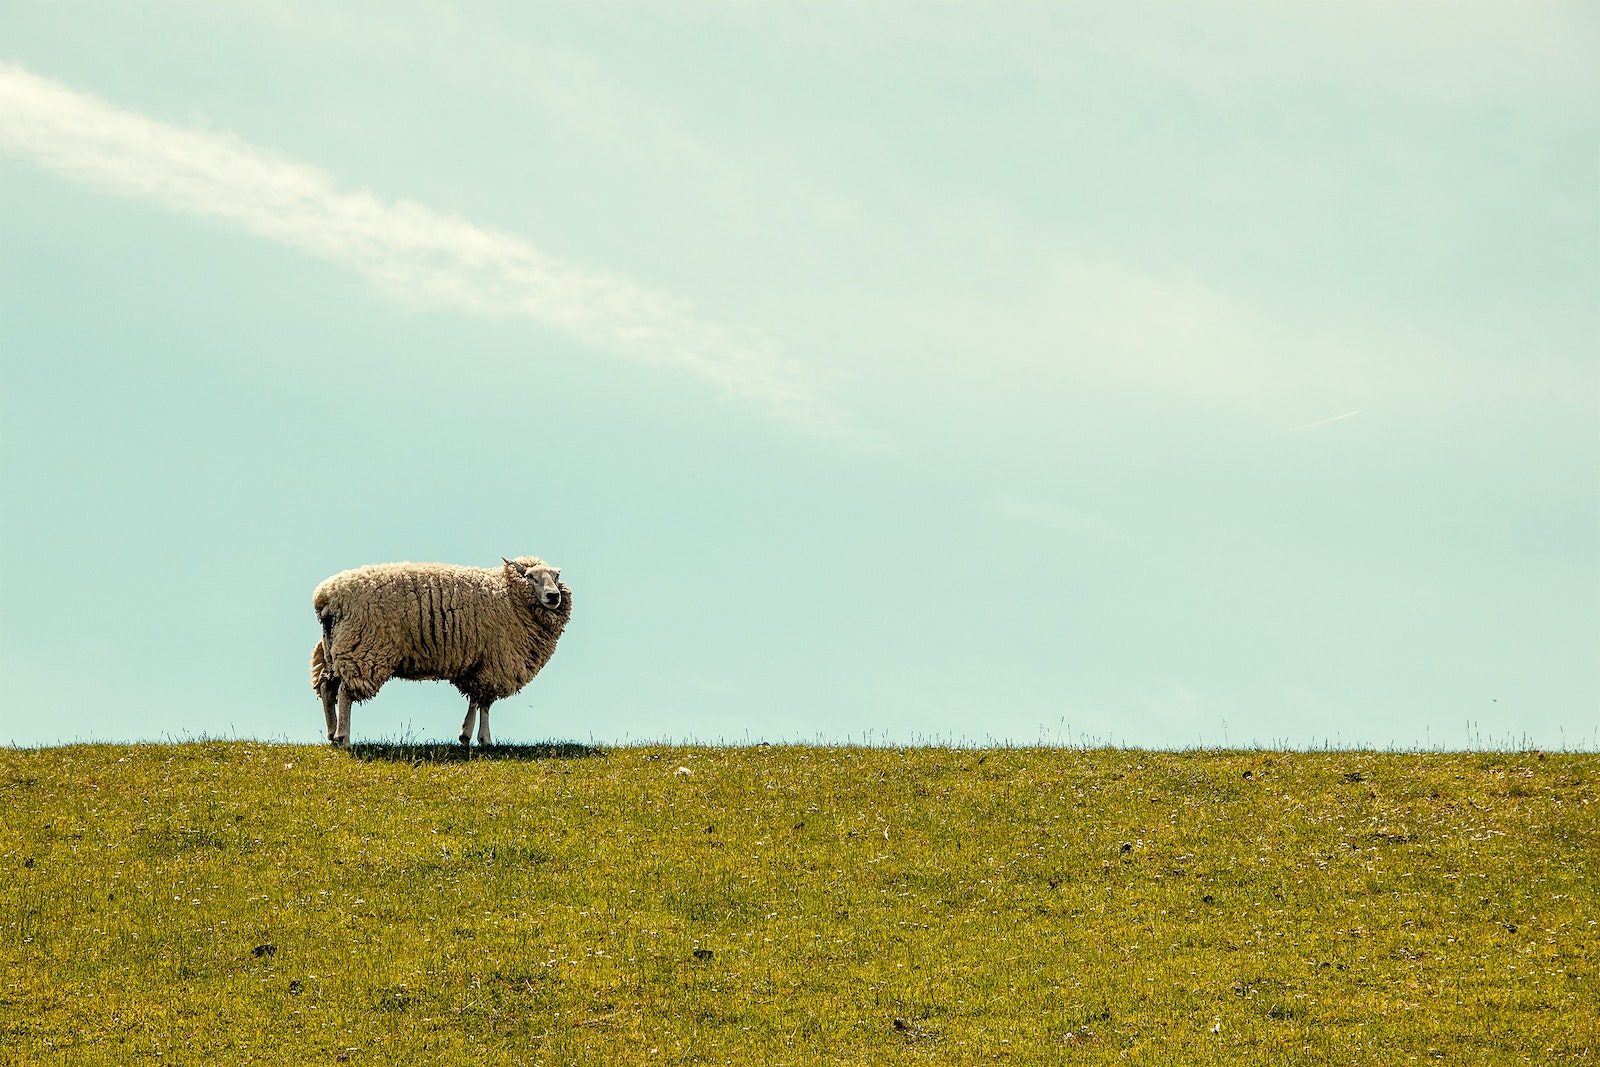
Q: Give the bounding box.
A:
[315,562,512,678]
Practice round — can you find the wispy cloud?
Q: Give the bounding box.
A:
[0,63,832,431]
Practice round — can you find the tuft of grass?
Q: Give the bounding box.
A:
[2,743,1596,1064]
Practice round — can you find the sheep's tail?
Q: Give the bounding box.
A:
[311,639,330,692]
[311,612,339,692]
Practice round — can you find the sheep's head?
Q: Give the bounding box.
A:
[503,556,565,611]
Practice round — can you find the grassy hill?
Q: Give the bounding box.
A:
[3,742,1595,1064]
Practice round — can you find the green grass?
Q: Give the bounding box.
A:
[3,742,1596,1064]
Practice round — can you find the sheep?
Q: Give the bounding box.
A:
[310,556,572,747]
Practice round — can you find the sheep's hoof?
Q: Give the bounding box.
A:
[331,736,349,748]
[458,734,471,745]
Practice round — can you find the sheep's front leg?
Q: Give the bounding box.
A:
[333,689,353,748]
[459,702,477,746]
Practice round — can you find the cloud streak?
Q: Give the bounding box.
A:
[0,63,828,430]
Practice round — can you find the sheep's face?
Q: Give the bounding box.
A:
[503,557,564,611]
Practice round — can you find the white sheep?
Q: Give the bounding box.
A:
[310,556,572,746]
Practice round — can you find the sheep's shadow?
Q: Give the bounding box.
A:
[347,741,607,764]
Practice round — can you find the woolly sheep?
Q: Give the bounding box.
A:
[309,556,572,747]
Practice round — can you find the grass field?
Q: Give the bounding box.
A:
[2,742,1596,1064]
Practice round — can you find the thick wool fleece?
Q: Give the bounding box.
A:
[310,557,572,706]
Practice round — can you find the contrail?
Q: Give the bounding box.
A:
[991,496,1118,538]
[0,63,832,431]
[1262,409,1363,439]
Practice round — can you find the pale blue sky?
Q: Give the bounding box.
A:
[2,2,1595,749]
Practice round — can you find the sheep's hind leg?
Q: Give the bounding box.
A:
[318,676,340,742]
[476,701,494,747]
[333,688,353,748]
[459,702,477,746]
[312,639,340,742]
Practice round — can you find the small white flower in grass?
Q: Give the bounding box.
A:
[1211,1018,1223,1033]
[674,766,693,777]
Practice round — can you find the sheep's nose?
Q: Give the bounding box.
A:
[543,591,561,605]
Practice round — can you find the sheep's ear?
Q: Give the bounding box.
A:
[501,556,521,573]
